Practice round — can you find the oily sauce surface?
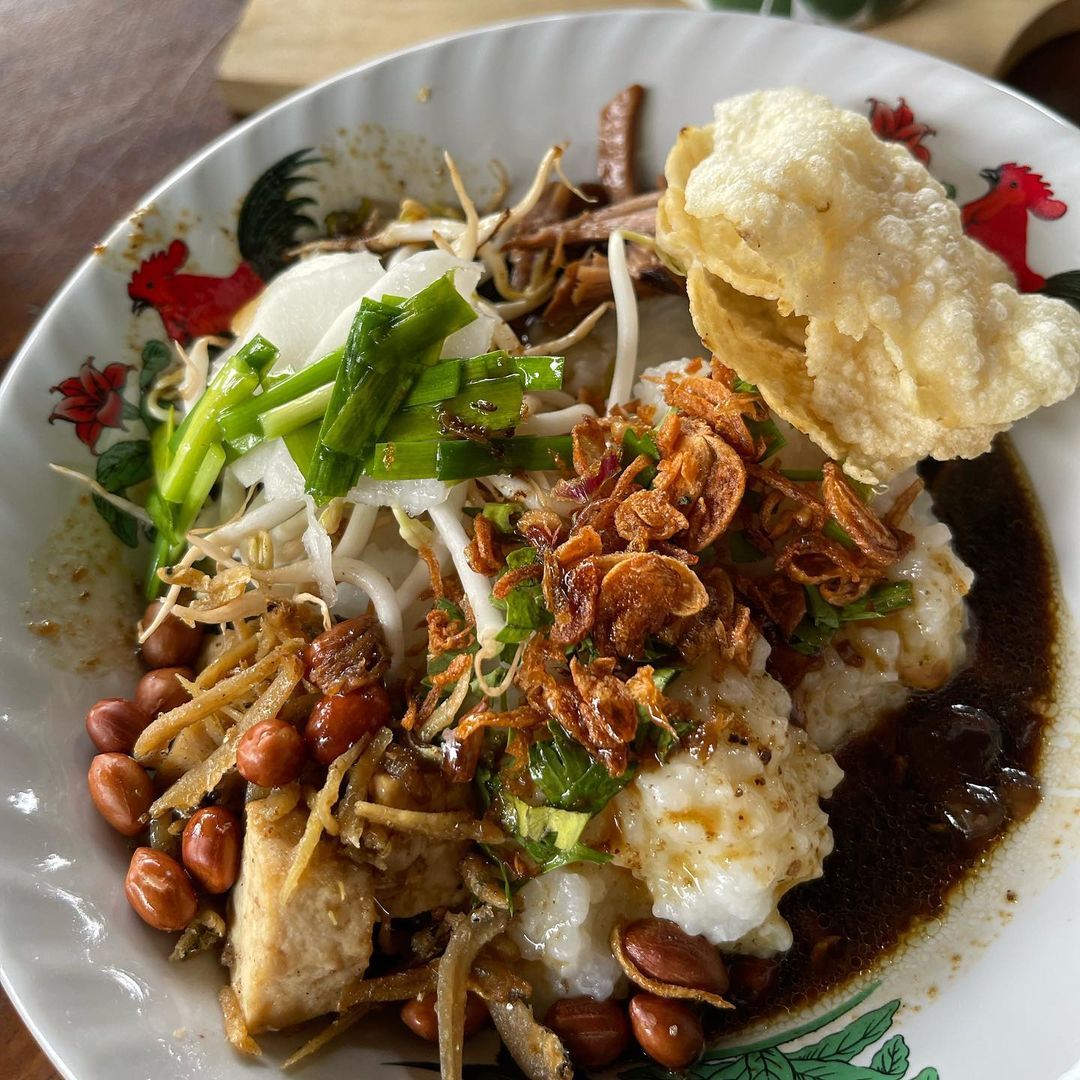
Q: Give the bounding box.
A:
[720,438,1056,1025]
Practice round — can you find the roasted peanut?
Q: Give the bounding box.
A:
[140,601,204,669]
[124,847,198,931]
[181,806,240,894]
[628,994,703,1070]
[545,997,629,1070]
[85,698,151,754]
[727,956,779,1004]
[87,753,153,836]
[400,992,488,1043]
[622,918,729,995]
[304,684,391,765]
[236,718,306,787]
[134,666,192,719]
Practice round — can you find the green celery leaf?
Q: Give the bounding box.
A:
[729,530,767,564]
[505,545,538,569]
[528,722,635,814]
[508,795,591,850]
[805,585,840,630]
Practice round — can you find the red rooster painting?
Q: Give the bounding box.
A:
[961,164,1067,292]
[867,97,1079,310]
[128,149,321,344]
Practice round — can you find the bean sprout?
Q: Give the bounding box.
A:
[208,498,306,550]
[444,152,481,263]
[605,229,639,411]
[335,504,378,559]
[517,402,596,436]
[48,464,154,525]
[428,491,502,653]
[332,556,405,675]
[522,302,611,355]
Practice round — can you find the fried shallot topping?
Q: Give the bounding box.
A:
[303,615,389,696]
[429,360,921,801]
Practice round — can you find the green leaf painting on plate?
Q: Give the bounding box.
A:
[394,987,939,1080]
[616,986,939,1080]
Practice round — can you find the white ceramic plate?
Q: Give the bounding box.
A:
[3,10,1080,1080]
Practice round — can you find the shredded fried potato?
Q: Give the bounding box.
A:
[148,656,303,818]
[337,801,504,843]
[135,645,300,759]
[281,1004,372,1069]
[170,907,227,962]
[194,634,260,691]
[281,737,370,903]
[338,727,394,847]
[317,738,369,836]
[337,961,439,1011]
[253,782,302,823]
[219,985,262,1057]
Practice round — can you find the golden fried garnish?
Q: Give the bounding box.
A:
[658,88,1080,483]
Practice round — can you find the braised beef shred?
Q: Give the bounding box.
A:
[714,438,1056,1030]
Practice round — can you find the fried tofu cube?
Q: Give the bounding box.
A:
[228,800,375,1033]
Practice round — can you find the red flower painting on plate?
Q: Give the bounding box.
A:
[868,97,935,165]
[49,358,132,453]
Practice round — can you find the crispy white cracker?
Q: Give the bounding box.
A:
[659,87,1080,482]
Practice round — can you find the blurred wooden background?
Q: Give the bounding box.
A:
[0,1,1078,1076]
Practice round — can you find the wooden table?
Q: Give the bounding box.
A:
[0,1,1078,1075]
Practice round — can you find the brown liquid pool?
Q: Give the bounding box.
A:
[719,436,1056,1026]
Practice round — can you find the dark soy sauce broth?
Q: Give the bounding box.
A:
[719,437,1056,1027]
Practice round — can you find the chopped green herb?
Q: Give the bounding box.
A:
[728,530,767,563]
[307,275,477,501]
[159,335,277,503]
[839,580,913,621]
[824,518,856,548]
[482,501,525,535]
[218,345,343,447]
[528,722,635,815]
[283,421,321,479]
[848,476,876,502]
[805,584,840,630]
[789,580,914,654]
[505,545,537,569]
[780,468,824,482]
[382,375,524,442]
[733,377,759,394]
[493,582,551,644]
[747,416,786,461]
[508,796,590,851]
[370,434,572,483]
[621,427,660,486]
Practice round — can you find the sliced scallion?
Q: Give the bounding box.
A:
[218,345,343,445]
[383,376,524,443]
[159,335,277,503]
[260,383,334,440]
[313,276,477,478]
